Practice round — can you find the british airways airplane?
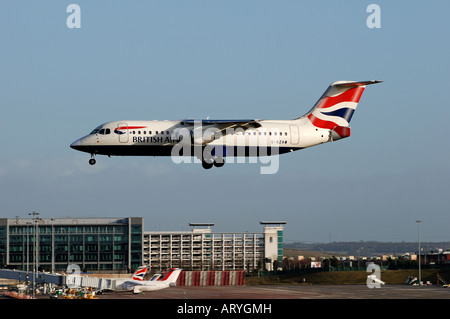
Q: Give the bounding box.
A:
[113,267,182,293]
[70,80,381,169]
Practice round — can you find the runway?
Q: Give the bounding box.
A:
[89,284,450,317]
[97,284,450,299]
[16,284,446,318]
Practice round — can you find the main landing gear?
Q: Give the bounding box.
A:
[201,157,225,169]
[86,154,224,168]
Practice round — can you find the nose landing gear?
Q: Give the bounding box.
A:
[89,154,96,165]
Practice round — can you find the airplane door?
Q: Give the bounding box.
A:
[290,125,299,144]
[117,123,129,143]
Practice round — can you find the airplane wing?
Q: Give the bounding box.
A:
[184,119,262,132]
[166,119,262,146]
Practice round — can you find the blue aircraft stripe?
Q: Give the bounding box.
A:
[320,108,355,122]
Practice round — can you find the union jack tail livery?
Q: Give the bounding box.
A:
[300,80,381,143]
[306,80,381,130]
[131,266,148,281]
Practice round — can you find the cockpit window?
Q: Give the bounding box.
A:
[99,128,111,135]
[90,126,110,135]
[90,126,102,135]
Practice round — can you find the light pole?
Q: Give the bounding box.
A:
[28,211,40,298]
[51,218,55,273]
[416,220,421,286]
[26,222,32,273]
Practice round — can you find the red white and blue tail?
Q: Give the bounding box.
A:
[305,80,381,130]
[131,266,148,281]
[158,268,182,284]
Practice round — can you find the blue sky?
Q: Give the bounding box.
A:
[1,1,449,243]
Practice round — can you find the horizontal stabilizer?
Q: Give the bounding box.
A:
[331,80,383,88]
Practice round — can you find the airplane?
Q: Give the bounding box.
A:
[70,80,381,170]
[112,266,148,288]
[114,268,182,293]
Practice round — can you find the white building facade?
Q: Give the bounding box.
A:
[143,222,285,272]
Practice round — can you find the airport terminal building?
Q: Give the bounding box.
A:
[0,217,143,272]
[0,217,285,273]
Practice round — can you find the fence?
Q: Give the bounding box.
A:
[177,271,245,286]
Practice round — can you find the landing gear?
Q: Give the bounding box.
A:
[213,157,225,168]
[201,157,225,169]
[89,154,96,165]
[202,160,213,169]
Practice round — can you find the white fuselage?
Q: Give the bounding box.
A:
[70,118,330,158]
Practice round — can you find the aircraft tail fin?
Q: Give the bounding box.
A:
[159,268,182,284]
[149,274,161,281]
[304,80,381,129]
[131,266,148,281]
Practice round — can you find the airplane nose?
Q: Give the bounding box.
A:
[70,139,82,150]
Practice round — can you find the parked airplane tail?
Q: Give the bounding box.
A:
[305,80,381,130]
[159,268,182,284]
[149,274,161,281]
[131,266,148,281]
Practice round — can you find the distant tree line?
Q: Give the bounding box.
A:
[285,241,450,256]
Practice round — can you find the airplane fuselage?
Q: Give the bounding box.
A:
[70,81,381,169]
[70,119,328,155]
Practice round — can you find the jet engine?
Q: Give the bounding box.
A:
[190,127,220,145]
